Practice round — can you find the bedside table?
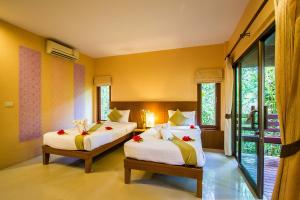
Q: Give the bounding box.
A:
[133,128,147,136]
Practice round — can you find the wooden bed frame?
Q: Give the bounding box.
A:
[42,132,133,173]
[124,158,203,198]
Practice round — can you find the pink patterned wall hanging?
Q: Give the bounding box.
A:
[74,63,85,119]
[19,46,41,141]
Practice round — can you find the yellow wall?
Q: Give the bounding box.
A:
[0,20,95,169]
[95,44,226,128]
[96,44,225,101]
[227,0,275,62]
[0,0,276,169]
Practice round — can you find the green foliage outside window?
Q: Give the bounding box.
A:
[241,67,258,121]
[201,83,216,125]
[240,65,280,157]
[264,67,277,114]
[100,86,110,120]
[264,66,280,156]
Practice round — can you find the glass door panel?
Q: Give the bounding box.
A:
[263,32,280,200]
[233,28,276,199]
[234,66,240,160]
[240,46,261,188]
[263,32,280,146]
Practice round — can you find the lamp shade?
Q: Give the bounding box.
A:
[145,112,155,128]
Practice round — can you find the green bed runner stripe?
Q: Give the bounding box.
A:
[87,123,103,133]
[75,123,103,150]
[172,136,197,166]
[75,135,85,150]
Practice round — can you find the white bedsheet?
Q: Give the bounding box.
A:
[124,126,205,167]
[43,121,137,151]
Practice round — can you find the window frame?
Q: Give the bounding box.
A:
[97,85,111,121]
[197,83,221,130]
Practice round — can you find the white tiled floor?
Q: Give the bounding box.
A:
[0,147,257,200]
[203,150,256,200]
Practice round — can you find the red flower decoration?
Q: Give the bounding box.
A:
[105,126,113,130]
[81,131,89,136]
[132,135,143,142]
[190,124,195,129]
[57,129,65,135]
[182,136,195,142]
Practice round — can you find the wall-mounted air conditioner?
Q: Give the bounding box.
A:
[46,40,79,61]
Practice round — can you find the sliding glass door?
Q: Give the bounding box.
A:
[234,27,276,199]
[238,44,264,198]
[262,32,280,200]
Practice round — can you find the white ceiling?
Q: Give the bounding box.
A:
[0,0,249,58]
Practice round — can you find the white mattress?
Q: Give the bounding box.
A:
[43,121,137,151]
[124,125,205,167]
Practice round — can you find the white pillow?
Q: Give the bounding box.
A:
[118,110,130,122]
[108,109,130,122]
[160,128,174,141]
[168,110,196,126]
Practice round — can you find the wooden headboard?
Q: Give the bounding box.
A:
[110,101,224,150]
[110,101,197,128]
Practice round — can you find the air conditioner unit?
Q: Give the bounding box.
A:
[46,40,79,61]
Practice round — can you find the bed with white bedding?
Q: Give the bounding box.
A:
[44,121,137,151]
[123,124,205,198]
[124,125,205,167]
[42,121,137,173]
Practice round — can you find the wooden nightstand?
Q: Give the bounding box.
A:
[133,128,147,136]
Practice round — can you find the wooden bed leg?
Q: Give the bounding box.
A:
[124,167,131,184]
[85,158,93,173]
[43,152,50,165]
[196,171,203,198]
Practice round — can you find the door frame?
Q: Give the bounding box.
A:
[232,24,275,199]
[235,43,264,198]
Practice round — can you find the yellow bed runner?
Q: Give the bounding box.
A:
[75,123,103,150]
[172,136,197,166]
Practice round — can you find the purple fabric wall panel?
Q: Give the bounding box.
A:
[74,63,85,119]
[19,46,41,141]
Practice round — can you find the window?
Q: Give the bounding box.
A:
[197,83,220,129]
[97,86,111,120]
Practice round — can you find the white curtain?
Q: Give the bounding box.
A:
[224,57,233,156]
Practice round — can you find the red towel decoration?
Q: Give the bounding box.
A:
[105,126,113,130]
[132,135,143,142]
[190,124,195,129]
[57,129,66,135]
[182,136,195,142]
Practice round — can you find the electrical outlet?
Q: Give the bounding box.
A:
[4,101,14,108]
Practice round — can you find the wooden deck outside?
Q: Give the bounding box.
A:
[241,111,280,199]
[242,154,279,200]
[263,155,279,200]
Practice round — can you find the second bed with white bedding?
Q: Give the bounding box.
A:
[44,121,137,151]
[124,125,205,167]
